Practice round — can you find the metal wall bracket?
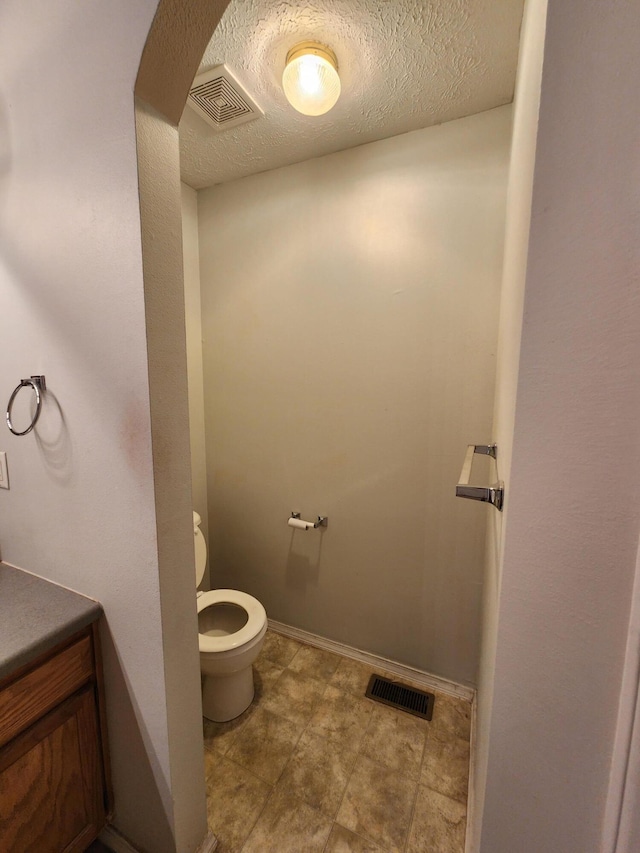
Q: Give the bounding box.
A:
[291,512,328,529]
[455,444,504,511]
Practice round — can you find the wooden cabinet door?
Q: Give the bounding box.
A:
[0,685,105,853]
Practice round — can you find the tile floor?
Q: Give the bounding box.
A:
[203,631,471,853]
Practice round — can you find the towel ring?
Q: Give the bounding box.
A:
[6,376,46,436]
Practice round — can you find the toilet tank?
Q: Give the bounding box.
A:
[194,511,207,587]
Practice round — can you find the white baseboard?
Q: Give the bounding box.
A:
[99,825,140,853]
[465,694,478,853]
[99,826,217,853]
[197,832,218,853]
[268,619,475,702]
[196,831,219,853]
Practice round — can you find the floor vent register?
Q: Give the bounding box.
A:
[365,674,435,721]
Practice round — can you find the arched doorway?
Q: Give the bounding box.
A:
[132,3,232,852]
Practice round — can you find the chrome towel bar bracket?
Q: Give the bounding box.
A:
[6,375,46,436]
[456,443,504,511]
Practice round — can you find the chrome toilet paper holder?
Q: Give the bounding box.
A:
[291,512,328,529]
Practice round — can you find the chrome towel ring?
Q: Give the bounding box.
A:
[6,375,46,436]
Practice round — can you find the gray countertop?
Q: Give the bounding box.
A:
[0,562,102,681]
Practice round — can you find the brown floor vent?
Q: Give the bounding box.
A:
[365,674,435,721]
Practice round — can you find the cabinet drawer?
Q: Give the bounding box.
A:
[0,636,93,747]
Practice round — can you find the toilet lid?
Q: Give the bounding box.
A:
[197,589,267,653]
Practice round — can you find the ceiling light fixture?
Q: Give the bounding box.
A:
[282,42,341,116]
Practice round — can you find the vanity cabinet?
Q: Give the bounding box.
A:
[0,623,111,852]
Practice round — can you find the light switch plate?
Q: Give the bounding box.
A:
[0,452,9,489]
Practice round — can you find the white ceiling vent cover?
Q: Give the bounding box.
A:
[187,64,263,131]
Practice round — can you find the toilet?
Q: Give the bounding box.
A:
[194,512,267,722]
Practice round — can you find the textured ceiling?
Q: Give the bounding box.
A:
[179,0,524,189]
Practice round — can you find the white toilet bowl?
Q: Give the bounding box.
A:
[193,514,267,722]
[198,588,267,721]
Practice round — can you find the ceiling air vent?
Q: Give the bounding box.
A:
[187,64,263,132]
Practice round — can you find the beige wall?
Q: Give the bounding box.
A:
[472,0,548,843]
[0,0,159,844]
[0,2,206,852]
[182,182,210,584]
[135,101,207,853]
[198,107,510,684]
[480,0,640,849]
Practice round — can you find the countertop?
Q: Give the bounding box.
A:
[0,562,102,681]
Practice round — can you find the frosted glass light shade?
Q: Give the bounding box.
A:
[282,43,341,116]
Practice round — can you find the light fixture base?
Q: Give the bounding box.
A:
[285,42,338,72]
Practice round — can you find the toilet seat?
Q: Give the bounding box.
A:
[197,589,267,654]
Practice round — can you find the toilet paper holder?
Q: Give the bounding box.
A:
[290,512,328,529]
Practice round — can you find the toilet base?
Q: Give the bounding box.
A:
[202,665,255,722]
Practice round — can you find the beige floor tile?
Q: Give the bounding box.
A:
[325,823,387,852]
[329,657,426,700]
[260,668,327,726]
[202,704,256,758]
[307,684,374,750]
[260,631,302,667]
[242,788,332,853]
[274,729,358,817]
[253,656,284,700]
[204,643,473,853]
[430,692,472,742]
[421,733,470,804]
[204,755,271,853]
[330,657,378,697]
[406,786,467,853]
[226,707,303,784]
[203,748,220,781]
[360,705,427,779]
[288,643,342,681]
[336,754,418,853]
